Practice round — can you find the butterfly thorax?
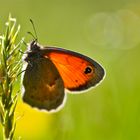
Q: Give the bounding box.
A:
[25,41,44,63]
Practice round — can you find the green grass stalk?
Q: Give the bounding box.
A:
[0,15,23,140]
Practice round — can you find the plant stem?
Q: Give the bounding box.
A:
[0,15,23,140]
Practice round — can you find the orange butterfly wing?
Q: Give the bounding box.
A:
[43,47,105,91]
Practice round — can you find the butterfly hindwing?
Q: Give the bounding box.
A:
[23,57,65,111]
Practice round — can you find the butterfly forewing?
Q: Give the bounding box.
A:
[42,47,105,91]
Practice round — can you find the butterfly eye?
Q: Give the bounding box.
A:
[84,66,93,74]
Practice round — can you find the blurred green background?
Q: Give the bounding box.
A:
[0,0,140,140]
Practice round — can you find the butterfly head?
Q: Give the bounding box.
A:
[30,40,40,51]
[24,40,42,62]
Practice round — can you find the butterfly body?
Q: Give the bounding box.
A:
[23,41,105,112]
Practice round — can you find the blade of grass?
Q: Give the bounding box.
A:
[0,15,23,140]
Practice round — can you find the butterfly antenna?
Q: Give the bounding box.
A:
[29,19,38,41]
[27,31,37,40]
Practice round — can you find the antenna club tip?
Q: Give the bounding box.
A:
[29,19,33,23]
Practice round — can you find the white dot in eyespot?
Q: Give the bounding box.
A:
[84,66,92,74]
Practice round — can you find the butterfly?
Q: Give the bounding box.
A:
[22,40,105,112]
